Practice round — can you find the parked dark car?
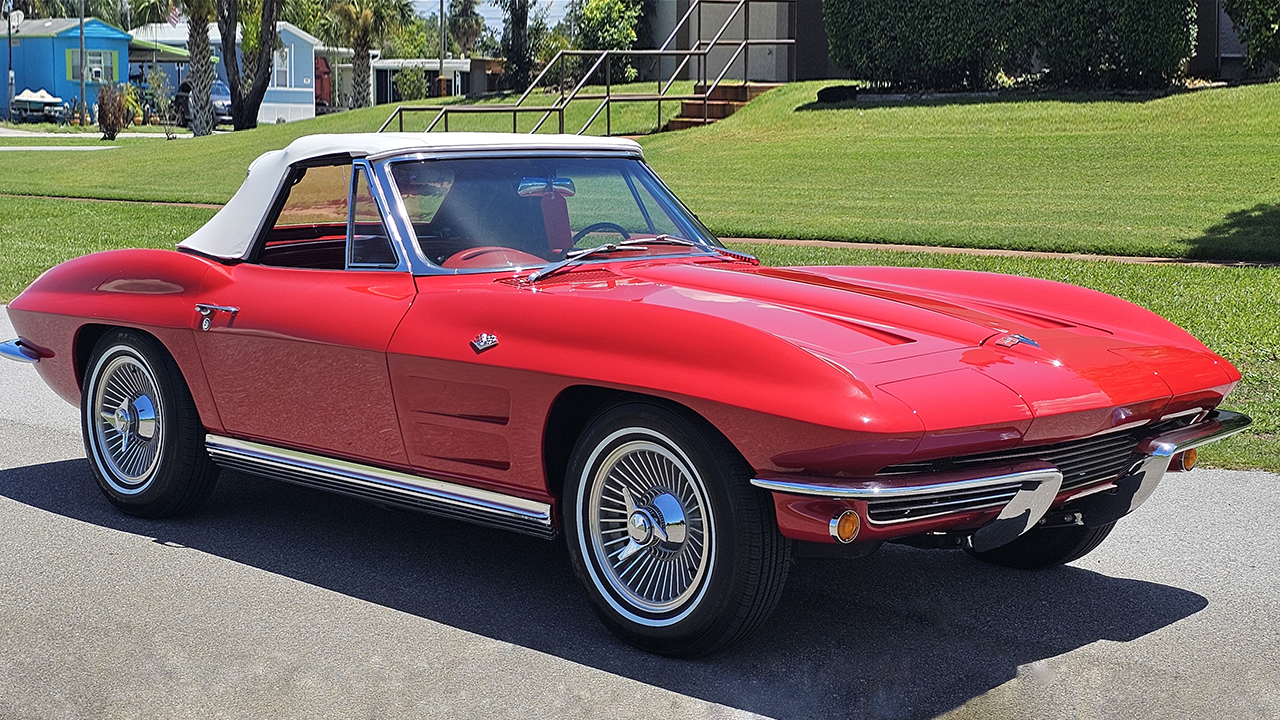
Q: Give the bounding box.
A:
[174,79,232,127]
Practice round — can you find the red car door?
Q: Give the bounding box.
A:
[191,161,415,467]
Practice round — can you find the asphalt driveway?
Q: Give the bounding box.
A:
[1,309,1276,719]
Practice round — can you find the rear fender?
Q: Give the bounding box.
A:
[8,249,224,432]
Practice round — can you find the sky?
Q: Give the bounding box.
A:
[410,0,570,38]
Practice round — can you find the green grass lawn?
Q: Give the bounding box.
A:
[1,81,1277,261]
[643,82,1280,262]
[1,197,1272,470]
[390,81,695,135]
[0,196,216,301]
[0,82,692,204]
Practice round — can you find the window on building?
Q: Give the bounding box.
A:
[272,47,290,87]
[69,50,115,82]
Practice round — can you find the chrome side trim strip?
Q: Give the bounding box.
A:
[751,465,1060,500]
[204,435,555,538]
[0,339,40,364]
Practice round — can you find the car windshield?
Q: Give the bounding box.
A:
[212,81,230,100]
[389,156,722,271]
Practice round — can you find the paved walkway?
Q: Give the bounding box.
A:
[0,126,191,139]
[0,145,118,151]
[725,237,1277,269]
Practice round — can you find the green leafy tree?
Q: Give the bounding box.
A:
[320,0,413,107]
[572,0,642,81]
[1222,0,1280,72]
[498,0,532,88]
[282,0,325,35]
[381,13,458,58]
[473,27,500,56]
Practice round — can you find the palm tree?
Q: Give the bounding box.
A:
[448,0,483,55]
[321,0,412,108]
[182,0,217,136]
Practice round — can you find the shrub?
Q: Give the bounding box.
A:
[823,0,1197,90]
[1222,0,1280,73]
[1112,0,1197,86]
[393,68,428,101]
[96,82,129,141]
[823,0,1015,90]
[1036,0,1195,87]
[146,66,176,140]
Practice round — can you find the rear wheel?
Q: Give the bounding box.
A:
[966,521,1116,570]
[564,401,790,657]
[82,329,219,518]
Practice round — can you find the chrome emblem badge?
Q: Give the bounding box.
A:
[995,333,1040,349]
[470,333,499,353]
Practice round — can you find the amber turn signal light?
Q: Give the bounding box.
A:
[829,510,860,544]
[1171,448,1197,472]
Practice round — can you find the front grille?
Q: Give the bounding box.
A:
[866,478,1028,524]
[877,417,1195,492]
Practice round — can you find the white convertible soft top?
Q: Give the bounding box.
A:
[178,132,643,261]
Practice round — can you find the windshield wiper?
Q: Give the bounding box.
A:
[524,243,650,284]
[621,235,759,264]
[522,235,757,286]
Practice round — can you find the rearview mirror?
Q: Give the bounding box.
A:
[517,177,576,198]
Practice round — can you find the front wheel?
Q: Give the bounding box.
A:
[966,521,1116,570]
[564,401,790,657]
[82,329,219,518]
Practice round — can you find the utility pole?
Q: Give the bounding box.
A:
[6,0,13,124]
[78,0,85,122]
[438,0,445,97]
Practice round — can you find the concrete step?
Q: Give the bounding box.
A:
[678,99,747,119]
[664,117,716,132]
[693,82,784,102]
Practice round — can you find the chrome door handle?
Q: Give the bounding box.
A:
[195,303,239,331]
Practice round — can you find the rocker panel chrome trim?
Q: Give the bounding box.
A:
[204,435,555,538]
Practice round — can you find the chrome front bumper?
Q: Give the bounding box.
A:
[752,410,1252,549]
[0,338,41,363]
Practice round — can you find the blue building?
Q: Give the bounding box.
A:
[2,17,132,117]
[130,21,319,123]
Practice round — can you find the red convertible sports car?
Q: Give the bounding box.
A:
[3,133,1251,656]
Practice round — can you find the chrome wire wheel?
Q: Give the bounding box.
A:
[582,428,715,624]
[88,349,164,494]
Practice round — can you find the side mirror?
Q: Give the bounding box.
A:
[517,177,575,198]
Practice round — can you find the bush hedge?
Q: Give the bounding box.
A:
[824,0,1197,90]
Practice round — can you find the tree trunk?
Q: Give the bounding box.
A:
[508,0,529,89]
[351,39,371,108]
[187,14,216,137]
[217,0,283,130]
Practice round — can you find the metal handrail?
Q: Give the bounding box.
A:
[377,0,795,136]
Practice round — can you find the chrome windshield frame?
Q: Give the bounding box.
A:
[372,151,723,277]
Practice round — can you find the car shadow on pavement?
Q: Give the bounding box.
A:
[1,460,1209,720]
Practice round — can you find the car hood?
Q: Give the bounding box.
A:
[615,260,1238,443]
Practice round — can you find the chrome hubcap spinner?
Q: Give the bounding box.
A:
[91,352,164,491]
[586,435,712,618]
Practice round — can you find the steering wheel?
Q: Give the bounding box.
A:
[442,246,546,269]
[572,222,631,244]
